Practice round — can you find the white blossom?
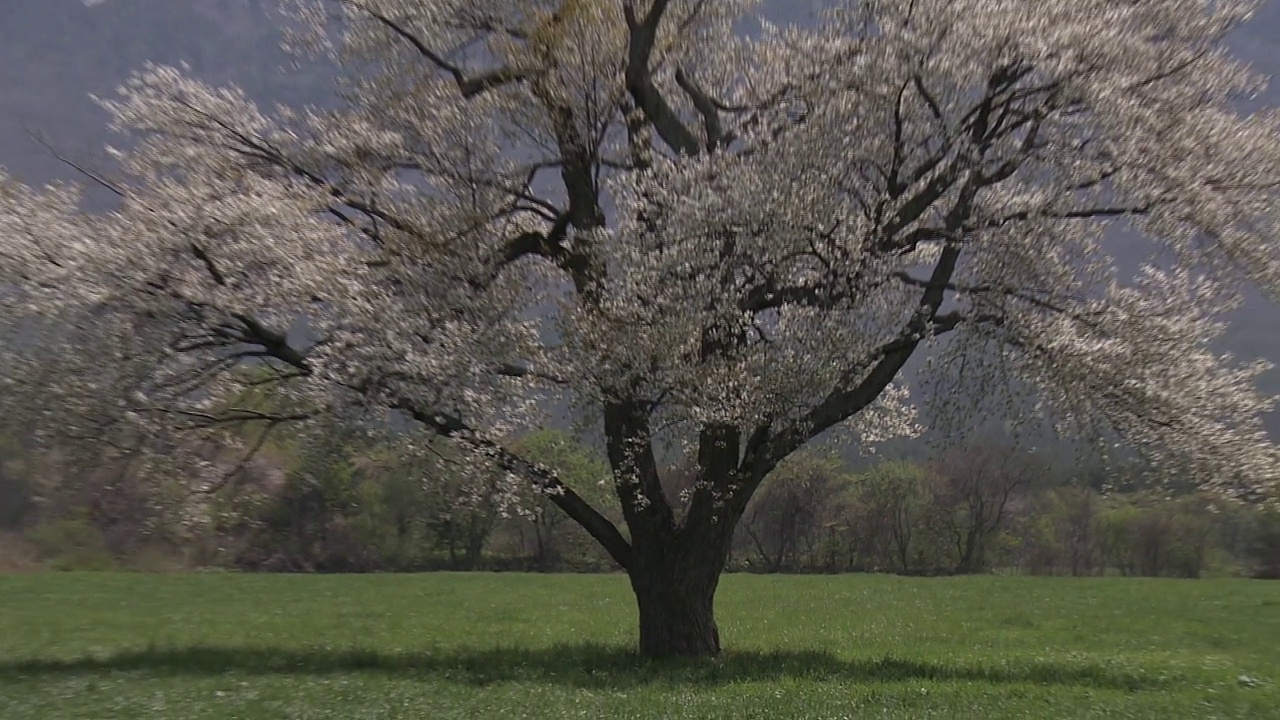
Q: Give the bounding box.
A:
[2,0,1278,537]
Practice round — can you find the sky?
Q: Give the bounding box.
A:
[1,0,1278,441]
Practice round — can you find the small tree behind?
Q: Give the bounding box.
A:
[849,461,931,573]
[738,453,847,572]
[923,443,1033,573]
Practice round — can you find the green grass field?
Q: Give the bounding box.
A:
[0,573,1277,719]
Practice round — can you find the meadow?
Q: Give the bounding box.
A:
[0,572,1277,719]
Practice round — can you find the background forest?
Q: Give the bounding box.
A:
[3,420,1277,580]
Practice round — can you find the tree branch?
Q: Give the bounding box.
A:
[130,406,314,427]
[338,0,527,98]
[674,66,726,150]
[604,399,677,541]
[679,422,741,538]
[767,241,964,467]
[493,362,569,386]
[986,204,1152,227]
[397,401,634,569]
[205,313,631,568]
[623,0,701,156]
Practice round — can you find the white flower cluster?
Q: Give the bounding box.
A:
[2,0,1278,517]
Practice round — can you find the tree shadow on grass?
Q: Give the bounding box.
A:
[0,643,1167,691]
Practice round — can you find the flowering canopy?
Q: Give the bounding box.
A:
[2,0,1279,545]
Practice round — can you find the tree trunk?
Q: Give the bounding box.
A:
[627,545,725,658]
[446,527,458,569]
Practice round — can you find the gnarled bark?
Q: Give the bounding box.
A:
[628,537,726,658]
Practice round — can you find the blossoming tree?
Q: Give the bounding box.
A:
[4,0,1280,656]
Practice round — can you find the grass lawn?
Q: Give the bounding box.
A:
[0,572,1277,718]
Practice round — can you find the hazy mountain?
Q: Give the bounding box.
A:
[0,0,323,183]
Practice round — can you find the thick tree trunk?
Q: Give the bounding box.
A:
[627,545,725,658]
[630,567,721,657]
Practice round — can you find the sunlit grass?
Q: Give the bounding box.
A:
[1,572,1277,718]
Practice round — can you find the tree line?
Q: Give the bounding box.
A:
[3,427,1277,579]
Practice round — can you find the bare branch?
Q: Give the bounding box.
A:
[623,0,701,156]
[337,0,527,98]
[395,400,634,569]
[27,130,127,198]
[493,362,569,385]
[130,406,315,427]
[674,66,726,150]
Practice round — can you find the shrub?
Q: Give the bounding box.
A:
[25,513,117,571]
